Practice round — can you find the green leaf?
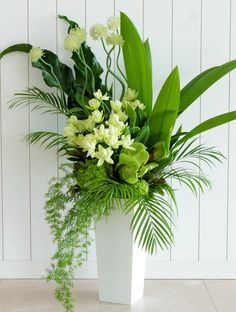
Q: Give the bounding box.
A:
[144,39,152,77]
[175,111,236,146]
[0,43,32,59]
[135,125,150,144]
[72,43,104,96]
[179,60,236,115]
[120,12,153,117]
[0,44,75,96]
[148,66,180,149]
[126,104,137,127]
[58,15,79,32]
[34,50,75,95]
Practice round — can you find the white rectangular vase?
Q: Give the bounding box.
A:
[95,205,146,305]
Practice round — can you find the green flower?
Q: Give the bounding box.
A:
[117,142,158,184]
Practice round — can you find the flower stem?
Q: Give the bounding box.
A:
[101,39,126,100]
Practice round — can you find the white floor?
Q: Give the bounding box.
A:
[0,279,235,311]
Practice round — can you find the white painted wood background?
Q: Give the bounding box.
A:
[0,0,236,278]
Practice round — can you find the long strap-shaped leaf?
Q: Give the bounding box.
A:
[147,67,180,148]
[121,12,153,117]
[175,111,236,147]
[179,60,236,115]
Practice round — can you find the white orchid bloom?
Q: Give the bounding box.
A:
[95,145,114,166]
[94,89,109,101]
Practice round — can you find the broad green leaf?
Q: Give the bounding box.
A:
[121,12,153,117]
[179,60,236,115]
[0,43,32,59]
[148,67,180,148]
[175,111,236,146]
[59,15,105,96]
[0,44,75,96]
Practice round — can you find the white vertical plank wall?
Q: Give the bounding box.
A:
[0,0,236,278]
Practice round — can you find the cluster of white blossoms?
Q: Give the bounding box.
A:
[64,27,86,52]
[63,89,145,166]
[89,16,124,46]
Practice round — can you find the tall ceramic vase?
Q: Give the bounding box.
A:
[95,204,146,304]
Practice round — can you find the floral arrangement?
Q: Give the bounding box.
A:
[1,13,236,312]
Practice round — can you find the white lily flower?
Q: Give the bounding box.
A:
[91,110,103,123]
[95,145,114,166]
[64,124,76,138]
[117,110,128,122]
[88,98,101,110]
[104,125,120,149]
[120,134,134,149]
[94,124,109,141]
[111,100,122,112]
[106,113,125,132]
[94,89,109,101]
[123,88,139,102]
[77,134,97,158]
[83,116,95,132]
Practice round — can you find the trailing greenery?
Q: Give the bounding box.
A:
[0,12,236,312]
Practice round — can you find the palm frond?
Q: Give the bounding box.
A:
[173,138,224,169]
[9,86,69,116]
[25,131,70,152]
[130,192,174,254]
[161,167,212,195]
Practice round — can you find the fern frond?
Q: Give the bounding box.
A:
[9,86,69,116]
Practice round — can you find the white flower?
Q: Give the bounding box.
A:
[77,134,97,157]
[94,124,109,141]
[64,124,76,137]
[95,145,114,166]
[29,47,44,62]
[88,98,101,110]
[107,16,120,30]
[64,35,82,52]
[77,120,87,133]
[106,33,124,46]
[69,115,79,128]
[111,100,122,112]
[104,125,120,149]
[123,88,139,102]
[83,116,95,132]
[91,110,103,123]
[120,134,134,149]
[117,110,128,122]
[69,27,86,42]
[94,89,109,101]
[137,101,145,110]
[68,135,80,146]
[106,113,125,132]
[90,24,108,40]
